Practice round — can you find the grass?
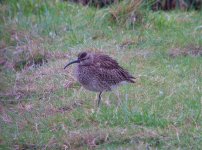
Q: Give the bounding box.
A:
[0,0,202,149]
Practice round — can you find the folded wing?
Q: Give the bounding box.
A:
[94,54,135,85]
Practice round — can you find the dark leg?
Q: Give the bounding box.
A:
[98,92,102,107]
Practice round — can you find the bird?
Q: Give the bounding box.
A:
[64,51,135,106]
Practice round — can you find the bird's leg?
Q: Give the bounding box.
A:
[98,92,102,107]
[114,88,122,106]
[105,93,111,107]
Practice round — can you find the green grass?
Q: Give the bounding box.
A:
[0,0,202,149]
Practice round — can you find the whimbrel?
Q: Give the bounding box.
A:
[64,52,135,106]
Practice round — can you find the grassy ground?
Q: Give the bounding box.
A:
[0,1,202,149]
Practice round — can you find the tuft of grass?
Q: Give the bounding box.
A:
[109,0,144,27]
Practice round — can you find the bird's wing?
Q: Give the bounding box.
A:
[94,54,119,69]
[93,54,135,84]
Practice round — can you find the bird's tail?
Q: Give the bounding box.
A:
[120,68,136,83]
[127,76,136,83]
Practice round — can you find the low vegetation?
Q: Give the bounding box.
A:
[0,0,202,149]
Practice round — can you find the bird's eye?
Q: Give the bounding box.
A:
[79,52,87,59]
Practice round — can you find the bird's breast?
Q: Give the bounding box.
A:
[75,66,90,83]
[74,66,100,92]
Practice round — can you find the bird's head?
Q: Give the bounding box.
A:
[64,52,93,69]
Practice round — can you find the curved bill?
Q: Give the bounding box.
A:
[64,59,80,69]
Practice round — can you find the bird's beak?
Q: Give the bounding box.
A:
[64,59,80,69]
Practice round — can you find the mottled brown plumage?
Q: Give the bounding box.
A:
[64,51,135,106]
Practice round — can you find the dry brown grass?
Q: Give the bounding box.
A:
[169,45,202,57]
[0,26,68,72]
[0,27,47,70]
[0,26,77,102]
[109,0,143,25]
[58,126,170,149]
